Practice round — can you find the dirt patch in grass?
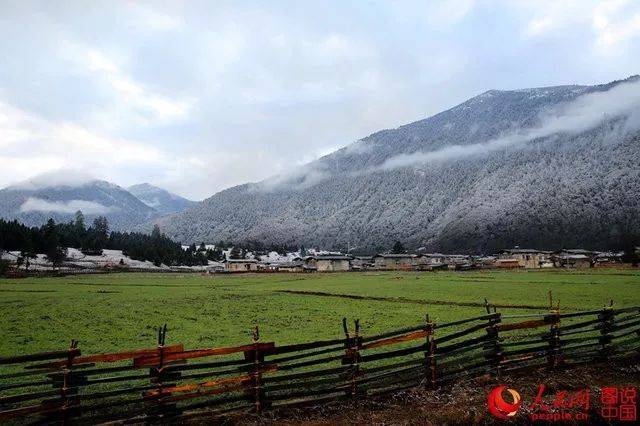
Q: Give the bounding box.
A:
[275,290,553,310]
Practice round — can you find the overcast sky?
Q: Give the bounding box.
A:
[1,1,639,200]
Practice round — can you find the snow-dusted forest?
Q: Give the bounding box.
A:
[156,77,640,253]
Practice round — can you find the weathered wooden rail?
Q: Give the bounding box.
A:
[1,301,639,424]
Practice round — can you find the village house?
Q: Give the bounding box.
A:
[474,256,498,269]
[205,262,225,273]
[498,249,553,269]
[256,262,278,272]
[225,259,259,272]
[304,255,352,272]
[442,254,472,270]
[275,260,307,273]
[351,256,374,270]
[373,254,417,270]
[415,262,449,271]
[552,249,594,268]
[494,258,522,269]
[593,251,624,267]
[417,253,446,264]
[414,253,448,271]
[562,249,595,255]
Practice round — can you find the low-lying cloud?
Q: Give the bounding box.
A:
[251,139,372,192]
[10,169,97,191]
[251,163,330,192]
[19,198,115,215]
[378,78,640,171]
[252,77,640,188]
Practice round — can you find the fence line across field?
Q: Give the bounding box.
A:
[1,298,639,424]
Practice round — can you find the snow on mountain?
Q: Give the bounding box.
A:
[128,183,197,215]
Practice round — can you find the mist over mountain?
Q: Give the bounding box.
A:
[0,174,196,231]
[0,176,157,230]
[128,183,197,216]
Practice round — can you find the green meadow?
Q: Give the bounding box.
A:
[1,269,639,357]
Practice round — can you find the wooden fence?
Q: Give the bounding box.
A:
[1,301,639,424]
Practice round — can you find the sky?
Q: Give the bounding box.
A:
[1,1,639,200]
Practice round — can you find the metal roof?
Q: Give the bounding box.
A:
[501,248,552,254]
[373,254,417,258]
[559,254,590,260]
[560,249,594,255]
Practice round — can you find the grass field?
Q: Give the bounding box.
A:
[1,269,640,357]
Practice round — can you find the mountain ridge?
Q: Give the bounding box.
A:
[128,183,197,216]
[155,76,640,252]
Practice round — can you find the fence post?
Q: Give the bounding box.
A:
[350,319,362,401]
[153,324,166,421]
[598,301,615,361]
[251,325,266,413]
[547,304,562,369]
[341,318,361,400]
[342,317,350,399]
[424,314,436,389]
[484,302,502,378]
[59,339,78,425]
[148,324,178,421]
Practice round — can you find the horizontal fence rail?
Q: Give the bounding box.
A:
[1,301,639,424]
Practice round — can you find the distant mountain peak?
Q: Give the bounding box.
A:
[8,170,98,191]
[128,182,155,191]
[128,183,196,216]
[477,75,640,98]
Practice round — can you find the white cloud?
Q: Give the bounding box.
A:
[525,16,555,37]
[126,4,184,31]
[49,122,164,164]
[593,0,640,53]
[84,49,192,123]
[10,169,95,190]
[390,0,475,28]
[0,156,68,184]
[19,197,114,214]
[521,0,598,36]
[0,99,168,187]
[430,0,475,25]
[519,0,640,54]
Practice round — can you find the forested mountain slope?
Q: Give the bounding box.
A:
[128,183,197,216]
[156,76,640,252]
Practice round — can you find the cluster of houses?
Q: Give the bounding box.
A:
[219,248,625,273]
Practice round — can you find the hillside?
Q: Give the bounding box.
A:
[128,183,197,216]
[157,76,640,252]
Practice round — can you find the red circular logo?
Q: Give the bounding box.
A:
[488,385,522,419]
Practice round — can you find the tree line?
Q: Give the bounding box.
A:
[0,211,229,272]
[0,211,318,275]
